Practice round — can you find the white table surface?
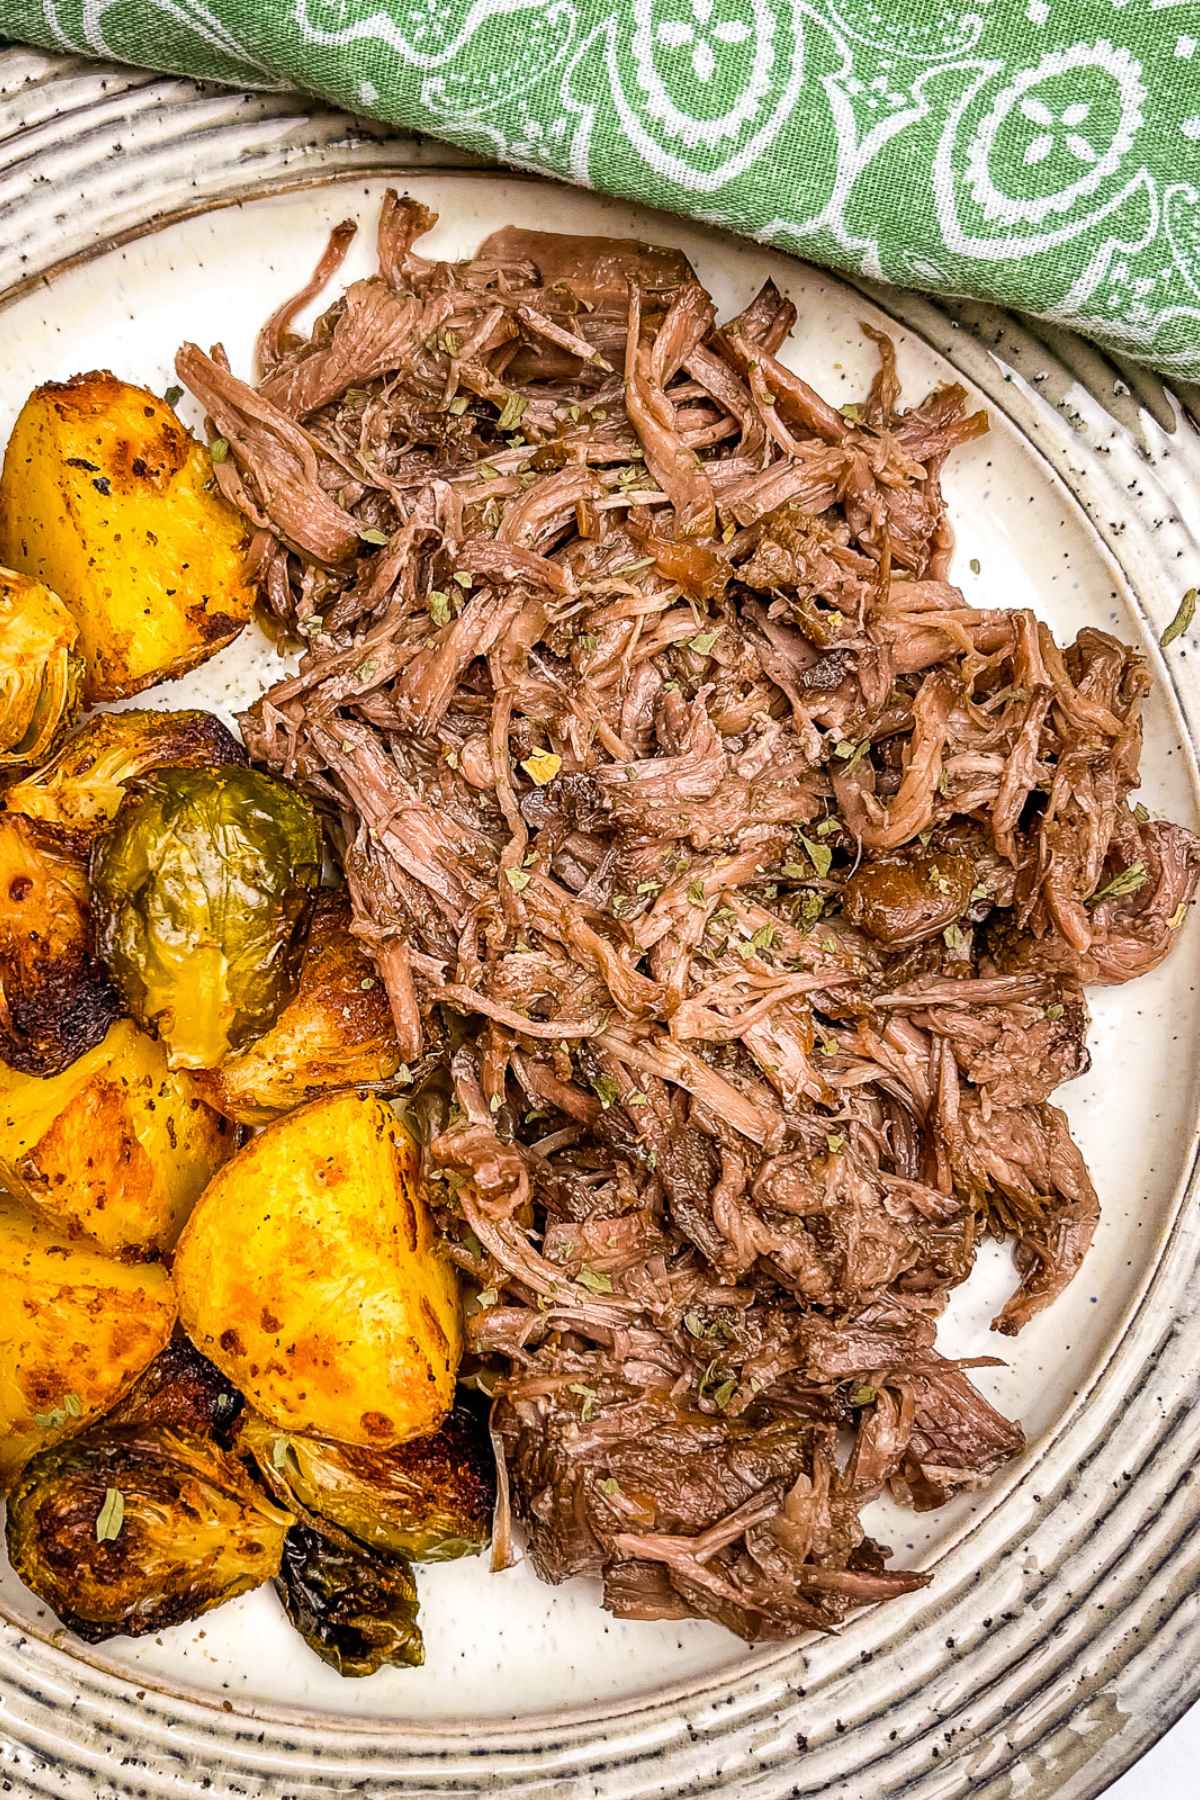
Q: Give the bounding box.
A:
[1109,1703,1200,1795]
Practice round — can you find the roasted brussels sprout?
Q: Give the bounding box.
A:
[0,371,253,701]
[0,1018,232,1255]
[275,1524,423,1678]
[0,1195,176,1488]
[107,1335,244,1446]
[189,892,405,1124]
[3,709,246,853]
[0,568,82,768]
[174,1091,463,1447]
[0,814,120,1074]
[242,1400,494,1563]
[90,766,322,1069]
[5,1424,291,1642]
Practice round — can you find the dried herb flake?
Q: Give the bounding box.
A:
[95,1487,125,1543]
[1161,587,1197,649]
[521,749,562,786]
[1090,863,1147,905]
[796,833,833,880]
[496,393,527,433]
[578,1267,613,1294]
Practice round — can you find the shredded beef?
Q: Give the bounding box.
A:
[183,194,1200,1645]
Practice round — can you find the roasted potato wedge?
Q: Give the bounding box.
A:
[190,892,404,1124]
[0,371,253,700]
[0,813,120,1075]
[0,566,83,768]
[242,1400,494,1562]
[6,1424,291,1642]
[90,765,322,1069]
[0,1018,233,1255]
[3,708,245,853]
[0,1196,176,1488]
[174,1092,462,1447]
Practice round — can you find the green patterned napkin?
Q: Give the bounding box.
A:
[8,1,1200,378]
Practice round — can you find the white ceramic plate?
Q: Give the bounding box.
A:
[0,50,1198,1800]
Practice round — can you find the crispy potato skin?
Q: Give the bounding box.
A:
[189,893,403,1125]
[0,814,120,1075]
[0,1019,234,1255]
[0,567,83,768]
[0,372,253,701]
[174,1092,462,1447]
[0,1196,176,1489]
[2,708,246,853]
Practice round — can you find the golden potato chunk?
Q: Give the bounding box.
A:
[0,372,253,700]
[0,1196,176,1488]
[0,1019,233,1255]
[0,566,82,768]
[2,708,245,852]
[189,893,404,1125]
[0,813,120,1075]
[174,1092,462,1447]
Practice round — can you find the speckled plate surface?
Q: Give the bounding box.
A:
[1,47,1199,1800]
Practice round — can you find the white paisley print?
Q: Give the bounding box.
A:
[11,0,1200,376]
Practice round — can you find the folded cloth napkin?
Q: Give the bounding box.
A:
[6,1,1199,379]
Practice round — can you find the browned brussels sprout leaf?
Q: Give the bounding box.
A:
[107,1337,244,1447]
[189,890,407,1125]
[90,766,322,1068]
[5,1425,291,1643]
[0,568,83,769]
[2,709,246,853]
[242,1400,494,1563]
[275,1523,424,1678]
[0,814,120,1074]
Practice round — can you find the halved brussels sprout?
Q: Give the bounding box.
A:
[3,709,246,852]
[90,766,322,1068]
[0,567,83,768]
[189,891,404,1125]
[0,813,120,1074]
[108,1336,244,1446]
[275,1523,424,1678]
[5,1424,292,1643]
[242,1400,494,1563]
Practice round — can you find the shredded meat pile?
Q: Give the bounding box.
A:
[179,196,1200,1643]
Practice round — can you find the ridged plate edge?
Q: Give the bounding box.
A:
[0,49,1197,1800]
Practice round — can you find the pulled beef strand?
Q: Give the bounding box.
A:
[186,197,1200,1645]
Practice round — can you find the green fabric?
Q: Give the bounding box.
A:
[8,1,1200,377]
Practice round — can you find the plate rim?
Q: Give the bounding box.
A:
[0,49,1198,1800]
